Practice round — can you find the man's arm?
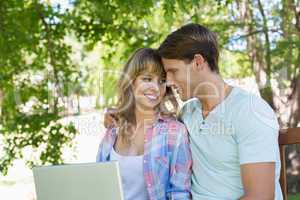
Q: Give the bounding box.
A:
[239,162,275,200]
[103,108,118,128]
[234,96,281,200]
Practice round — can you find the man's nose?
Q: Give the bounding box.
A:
[166,73,175,87]
[166,79,175,88]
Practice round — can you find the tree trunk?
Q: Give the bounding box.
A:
[288,78,300,127]
[256,0,275,109]
[236,0,275,107]
[77,93,81,114]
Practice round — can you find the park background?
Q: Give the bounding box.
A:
[0,0,300,199]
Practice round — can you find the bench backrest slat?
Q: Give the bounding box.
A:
[279,127,300,200]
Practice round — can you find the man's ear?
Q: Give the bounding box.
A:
[193,54,205,71]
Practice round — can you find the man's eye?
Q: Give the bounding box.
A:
[159,79,166,85]
[167,69,176,74]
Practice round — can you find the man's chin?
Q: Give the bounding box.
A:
[181,97,189,101]
[179,93,193,102]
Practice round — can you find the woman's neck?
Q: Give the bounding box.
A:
[134,108,158,127]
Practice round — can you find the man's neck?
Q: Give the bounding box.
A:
[195,74,232,114]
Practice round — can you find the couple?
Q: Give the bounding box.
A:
[96,23,282,200]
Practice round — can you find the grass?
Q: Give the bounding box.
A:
[288,194,300,200]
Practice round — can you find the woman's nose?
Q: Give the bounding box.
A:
[149,81,160,91]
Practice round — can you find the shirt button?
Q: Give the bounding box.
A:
[144,160,147,163]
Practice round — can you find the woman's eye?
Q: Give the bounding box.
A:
[143,77,152,82]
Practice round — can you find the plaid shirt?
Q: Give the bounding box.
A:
[96,115,192,200]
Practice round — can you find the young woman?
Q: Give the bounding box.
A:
[96,48,192,200]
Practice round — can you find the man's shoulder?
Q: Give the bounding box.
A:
[231,87,279,130]
[233,87,275,115]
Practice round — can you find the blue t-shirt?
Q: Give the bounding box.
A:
[179,87,282,200]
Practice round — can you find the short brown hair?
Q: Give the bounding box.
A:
[158,23,219,73]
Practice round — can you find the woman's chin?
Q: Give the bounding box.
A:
[135,101,159,112]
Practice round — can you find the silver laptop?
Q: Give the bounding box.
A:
[33,162,124,200]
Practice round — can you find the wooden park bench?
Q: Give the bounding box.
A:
[279,127,300,200]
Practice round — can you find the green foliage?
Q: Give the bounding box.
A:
[220,50,252,78]
[76,0,237,106]
[0,0,79,175]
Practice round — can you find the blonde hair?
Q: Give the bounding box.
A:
[116,48,173,143]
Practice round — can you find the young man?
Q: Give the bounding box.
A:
[157,23,282,200]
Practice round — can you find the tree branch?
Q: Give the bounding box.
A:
[34,3,59,114]
[231,28,283,41]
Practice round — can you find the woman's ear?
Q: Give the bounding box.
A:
[193,54,205,71]
[130,79,136,91]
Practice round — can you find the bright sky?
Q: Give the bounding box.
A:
[42,0,74,11]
